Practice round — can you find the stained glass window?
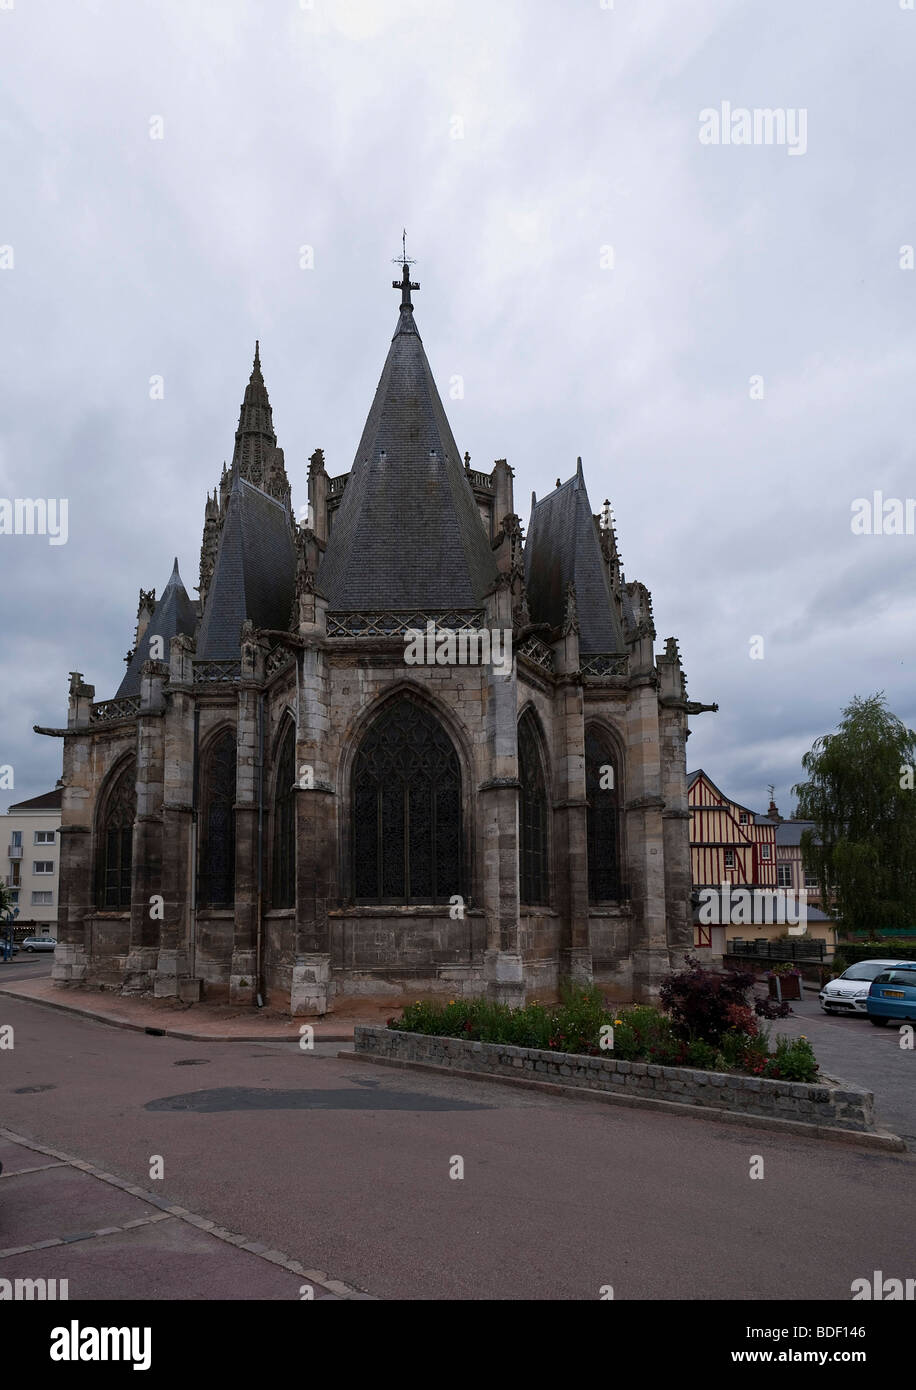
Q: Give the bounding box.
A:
[518,711,549,906]
[96,759,136,910]
[353,697,462,904]
[198,729,236,909]
[272,722,296,909]
[586,727,621,901]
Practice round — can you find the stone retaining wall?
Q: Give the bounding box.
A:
[354,1026,876,1132]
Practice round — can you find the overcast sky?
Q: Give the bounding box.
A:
[1,0,914,818]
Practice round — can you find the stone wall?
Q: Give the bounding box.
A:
[354,1025,878,1132]
[328,910,487,977]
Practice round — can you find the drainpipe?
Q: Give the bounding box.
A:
[190,705,200,981]
[255,692,265,1007]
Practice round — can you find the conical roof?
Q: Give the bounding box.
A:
[195,468,296,660]
[524,461,624,654]
[116,558,197,696]
[317,281,499,610]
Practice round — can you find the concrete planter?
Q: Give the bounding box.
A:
[354,1025,880,1134]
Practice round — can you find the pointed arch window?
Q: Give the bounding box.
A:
[272,722,296,909]
[518,711,549,906]
[198,730,236,909]
[96,759,136,910]
[352,697,462,905]
[586,727,622,901]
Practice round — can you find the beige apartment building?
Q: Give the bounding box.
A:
[4,788,62,932]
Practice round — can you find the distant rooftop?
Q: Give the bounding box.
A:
[775,820,819,846]
[7,788,63,812]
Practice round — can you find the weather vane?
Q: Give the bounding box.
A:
[392,228,419,307]
[391,227,417,268]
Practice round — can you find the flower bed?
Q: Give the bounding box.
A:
[388,964,817,1083]
[355,1025,882,1135]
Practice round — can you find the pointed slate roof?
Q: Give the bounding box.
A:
[195,469,296,660]
[316,284,499,609]
[524,461,624,653]
[116,559,197,696]
[232,341,278,488]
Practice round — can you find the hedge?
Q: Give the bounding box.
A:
[833,941,916,966]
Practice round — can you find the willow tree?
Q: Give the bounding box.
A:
[793,694,916,935]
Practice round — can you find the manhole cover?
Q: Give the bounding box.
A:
[12,1084,56,1094]
[173,1059,210,1067]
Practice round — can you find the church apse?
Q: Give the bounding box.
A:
[39,254,715,1014]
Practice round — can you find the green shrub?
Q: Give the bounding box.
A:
[607,1021,639,1059]
[390,987,615,1055]
[684,1039,718,1070]
[765,1034,818,1082]
[612,1004,682,1062]
[718,1030,754,1069]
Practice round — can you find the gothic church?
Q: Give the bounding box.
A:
[41,263,714,1014]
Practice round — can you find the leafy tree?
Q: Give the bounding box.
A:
[793,694,916,934]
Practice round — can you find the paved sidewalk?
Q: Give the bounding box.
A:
[0,1130,373,1300]
[0,975,393,1042]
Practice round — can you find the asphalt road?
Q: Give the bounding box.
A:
[1,990,913,1300]
[0,954,55,984]
[772,993,916,1148]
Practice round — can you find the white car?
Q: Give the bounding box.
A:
[21,936,57,952]
[819,959,911,1015]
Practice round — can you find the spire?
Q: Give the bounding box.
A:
[231,341,278,489]
[317,262,498,611]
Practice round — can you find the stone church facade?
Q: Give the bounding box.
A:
[41,264,715,1014]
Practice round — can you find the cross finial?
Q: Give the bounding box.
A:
[391,229,419,309]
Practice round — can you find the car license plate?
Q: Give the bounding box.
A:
[882,990,905,998]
